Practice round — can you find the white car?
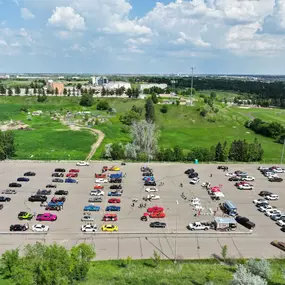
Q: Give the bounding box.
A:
[81,224,97,232]
[258,205,274,212]
[253,199,268,205]
[273,168,284,173]
[95,178,108,183]
[32,224,49,232]
[145,187,158,192]
[265,194,279,200]
[190,177,200,184]
[76,161,90,166]
[277,220,285,226]
[265,209,281,217]
[266,172,278,178]
[193,205,204,211]
[90,190,104,196]
[242,176,255,181]
[190,198,200,203]
[238,184,253,190]
[81,215,95,222]
[190,201,201,206]
[225,172,236,177]
[146,194,160,200]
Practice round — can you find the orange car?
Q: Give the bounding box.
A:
[94,184,104,189]
[149,212,165,218]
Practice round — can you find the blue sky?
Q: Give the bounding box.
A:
[0,0,285,74]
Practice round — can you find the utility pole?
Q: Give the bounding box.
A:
[190,66,195,105]
[174,200,179,263]
[281,138,285,165]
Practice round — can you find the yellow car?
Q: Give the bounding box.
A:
[110,166,120,171]
[101,224,118,232]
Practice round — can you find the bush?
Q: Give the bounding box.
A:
[96,100,110,110]
[231,265,268,285]
[247,259,272,280]
[200,108,208,117]
[80,93,93,107]
[160,105,168,113]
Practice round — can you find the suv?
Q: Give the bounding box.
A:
[0,196,11,202]
[269,177,283,182]
[52,173,64,177]
[28,195,47,202]
[145,180,156,186]
[235,216,255,229]
[55,190,68,195]
[54,168,66,172]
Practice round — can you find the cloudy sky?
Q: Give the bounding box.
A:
[0,0,285,74]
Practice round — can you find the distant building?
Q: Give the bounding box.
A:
[91,76,109,86]
[140,83,167,91]
[105,81,131,90]
[47,80,64,95]
[0,75,10,79]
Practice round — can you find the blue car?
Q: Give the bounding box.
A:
[143,176,155,181]
[17,177,30,182]
[108,191,122,197]
[106,206,121,211]
[65,178,78,184]
[83,205,100,211]
[48,201,64,207]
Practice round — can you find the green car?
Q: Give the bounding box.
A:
[18,212,33,220]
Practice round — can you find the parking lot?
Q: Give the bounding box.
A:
[0,161,285,260]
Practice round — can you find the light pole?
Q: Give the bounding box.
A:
[174,200,179,263]
[281,138,285,165]
[190,66,195,105]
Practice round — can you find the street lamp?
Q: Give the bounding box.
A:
[281,138,285,165]
[190,66,195,105]
[174,200,179,263]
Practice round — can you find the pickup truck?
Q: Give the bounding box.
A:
[188,222,210,231]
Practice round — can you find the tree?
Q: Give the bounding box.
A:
[231,265,268,285]
[151,93,158,104]
[124,143,139,160]
[145,97,155,122]
[33,87,37,95]
[1,248,20,277]
[110,143,125,160]
[119,110,140,125]
[80,93,93,107]
[96,100,110,110]
[0,131,16,159]
[67,89,71,97]
[160,105,168,113]
[221,245,228,262]
[215,142,223,161]
[173,145,184,161]
[0,84,6,95]
[25,87,29,95]
[55,87,59,96]
[8,88,13,96]
[15,86,21,95]
[210,91,217,100]
[221,141,229,162]
[131,105,143,116]
[76,83,82,90]
[63,88,67,96]
[101,87,106,96]
[126,88,132,98]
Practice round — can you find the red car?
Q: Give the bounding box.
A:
[147,206,164,213]
[95,173,106,178]
[103,213,117,221]
[94,184,104,189]
[102,166,108,172]
[51,196,66,203]
[69,169,80,173]
[235,181,251,187]
[144,212,165,218]
[66,173,78,178]
[108,198,121,204]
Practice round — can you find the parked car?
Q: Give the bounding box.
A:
[217,166,229,170]
[271,240,285,251]
[90,190,104,196]
[110,184,122,190]
[81,224,97,232]
[95,178,108,183]
[148,212,166,218]
[54,190,68,195]
[142,172,153,177]
[144,194,160,200]
[225,172,236,177]
[150,222,166,228]
[109,178,122,183]
[2,189,17,194]
[81,215,95,222]
[238,184,253,190]
[32,224,49,232]
[106,206,121,211]
[36,213,57,221]
[101,224,118,232]
[37,189,51,195]
[265,209,281,217]
[145,187,158,192]
[66,173,78,178]
[258,205,275,212]
[229,176,242,181]
[188,222,210,231]
[277,219,285,227]
[271,213,285,221]
[52,178,64,183]
[190,177,200,184]
[184,168,195,174]
[272,167,284,173]
[24,171,36,176]
[18,212,33,220]
[188,172,199,178]
[235,216,255,229]
[259,191,273,197]
[45,205,61,211]
[235,181,249,187]
[0,196,11,202]
[84,205,100,211]
[269,177,283,182]
[69,169,80,173]
[52,173,64,177]
[88,197,103,203]
[76,161,89,166]
[46,184,57,188]
[10,224,29,231]
[241,176,255,181]
[108,198,121,204]
[28,195,47,202]
[54,168,66,172]
[65,178,78,184]
[253,199,268,205]
[9,182,21,188]
[103,214,117,221]
[51,196,66,203]
[17,177,30,182]
[108,191,122,197]
[147,206,164,213]
[265,194,279,200]
[144,180,156,186]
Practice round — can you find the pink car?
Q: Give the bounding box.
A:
[36,213,57,221]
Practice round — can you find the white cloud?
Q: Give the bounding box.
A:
[0,40,7,46]
[48,6,85,31]
[70,44,85,52]
[21,8,35,20]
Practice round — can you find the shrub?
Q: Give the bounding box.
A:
[247,259,272,280]
[231,265,268,285]
[96,100,110,110]
[80,93,93,107]
[160,105,168,113]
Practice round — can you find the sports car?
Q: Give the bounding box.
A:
[32,224,49,232]
[18,212,33,220]
[103,214,117,221]
[10,224,29,231]
[81,224,97,232]
[108,198,121,204]
[17,177,30,182]
[145,187,158,192]
[83,205,100,211]
[106,205,121,211]
[65,178,78,184]
[95,178,108,183]
[66,173,78,178]
[76,161,89,166]
[147,206,164,213]
[52,172,64,177]
[88,197,103,203]
[2,189,17,194]
[109,166,120,171]
[101,224,118,232]
[54,190,68,195]
[9,182,22,188]
[69,169,80,173]
[24,171,36,176]
[108,191,122,197]
[36,213,57,221]
[46,184,57,188]
[148,212,166,218]
[81,215,95,222]
[94,184,104,189]
[150,222,166,228]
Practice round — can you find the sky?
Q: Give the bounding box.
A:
[0,0,285,74]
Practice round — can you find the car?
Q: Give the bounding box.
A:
[54,190,68,195]
[106,206,121,211]
[81,224,97,232]
[258,205,274,212]
[184,168,195,174]
[0,196,11,202]
[229,176,242,182]
[188,222,210,231]
[150,222,166,228]
[28,195,47,202]
[108,198,121,204]
[36,213,57,221]
[2,189,17,194]
[281,227,285,233]
[271,240,285,251]
[94,184,104,190]
[145,180,156,186]
[190,177,200,184]
[253,199,268,205]
[69,169,80,173]
[66,173,78,178]
[109,166,120,171]
[265,194,279,200]
[266,173,279,178]
[101,224,118,232]
[241,176,255,181]
[271,213,285,221]
[24,171,36,176]
[147,206,164,213]
[148,212,166,218]
[95,173,107,179]
[88,197,103,203]
[17,177,30,182]
[37,189,52,195]
[142,172,153,177]
[51,196,66,203]
[265,209,281,217]
[269,177,283,182]
[108,191,122,197]
[235,181,249,186]
[45,205,61,211]
[217,165,229,170]
[0,204,3,210]
[144,194,160,200]
[90,190,104,196]
[143,176,155,181]
[52,178,64,183]
[18,212,33,220]
[54,168,66,172]
[109,178,122,183]
[235,216,255,229]
[145,187,158,192]
[95,178,108,183]
[102,166,109,172]
[32,224,49,232]
[65,178,78,183]
[81,215,95,222]
[277,220,285,227]
[9,182,21,188]
[52,172,64,177]
[46,184,57,188]
[238,184,253,190]
[272,167,284,173]
[84,205,100,211]
[225,172,236,177]
[10,224,29,231]
[103,214,117,221]
[76,161,89,166]
[259,191,273,197]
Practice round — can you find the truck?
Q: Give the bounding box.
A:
[214,217,237,231]
[235,216,255,229]
[188,222,210,231]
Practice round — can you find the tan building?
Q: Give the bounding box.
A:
[47,81,64,95]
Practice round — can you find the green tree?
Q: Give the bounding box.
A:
[67,89,71,96]
[77,83,82,90]
[1,248,20,277]
[8,88,13,96]
[210,91,217,100]
[15,86,21,95]
[63,88,67,96]
[110,143,125,159]
[151,93,158,104]
[33,87,37,95]
[126,88,132,97]
[38,88,42,95]
[96,100,110,110]
[80,93,93,107]
[221,141,229,162]
[160,105,168,113]
[101,87,106,96]
[173,145,184,161]
[25,87,29,95]
[119,110,140,125]
[55,87,59,96]
[215,142,223,161]
[145,97,155,122]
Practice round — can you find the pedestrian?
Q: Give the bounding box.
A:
[210,174,212,177]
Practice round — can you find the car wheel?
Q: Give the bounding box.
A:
[7,198,11,202]
[204,228,208,231]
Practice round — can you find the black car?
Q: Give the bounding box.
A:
[185,168,195,175]
[269,177,283,182]
[28,195,47,202]
[0,196,11,202]
[109,178,122,183]
[10,224,29,231]
[259,191,273,197]
[17,177,30,182]
[235,216,255,229]
[88,197,103,203]
[9,182,22,188]
[37,189,52,195]
[150,222,166,228]
[110,184,122,190]
[46,184,57,188]
[52,173,64,177]
[24,171,36,176]
[52,178,64,183]
[54,168,66,172]
[188,172,198,178]
[55,190,68,195]
[217,166,228,170]
[142,172,153,177]
[228,177,241,182]
[145,180,156,186]
[45,205,61,211]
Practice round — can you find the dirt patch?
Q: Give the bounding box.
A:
[0,120,30,131]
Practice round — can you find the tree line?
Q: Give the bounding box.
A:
[0,131,16,160]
